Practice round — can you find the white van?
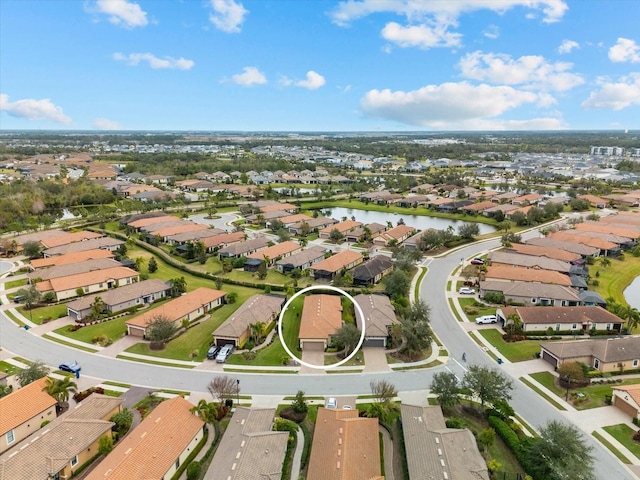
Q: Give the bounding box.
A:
[475,315,497,324]
[215,344,234,363]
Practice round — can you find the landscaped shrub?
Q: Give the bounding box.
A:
[488,415,521,455]
[215,404,229,420]
[482,292,504,304]
[242,351,256,361]
[279,407,307,424]
[73,387,106,402]
[186,461,201,480]
[445,417,466,429]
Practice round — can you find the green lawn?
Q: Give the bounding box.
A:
[592,255,640,309]
[54,315,134,344]
[477,329,542,362]
[225,337,290,366]
[603,424,640,460]
[458,298,496,322]
[592,431,631,464]
[520,376,566,410]
[18,303,68,325]
[3,278,28,290]
[0,361,21,375]
[222,268,291,286]
[281,296,304,357]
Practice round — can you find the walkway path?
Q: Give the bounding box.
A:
[380,425,395,480]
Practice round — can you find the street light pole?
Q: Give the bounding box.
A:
[564,374,570,401]
[236,379,240,408]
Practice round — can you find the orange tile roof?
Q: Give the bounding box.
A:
[85,396,204,480]
[259,202,297,213]
[548,231,617,250]
[279,213,313,224]
[574,222,640,239]
[299,294,342,340]
[30,249,114,269]
[0,377,57,435]
[380,224,415,240]
[202,231,245,249]
[307,408,382,480]
[507,244,580,263]
[310,250,363,274]
[319,220,362,234]
[485,265,572,286]
[40,230,103,248]
[246,241,301,260]
[36,266,139,293]
[464,200,496,211]
[150,223,208,238]
[126,287,226,328]
[128,215,173,229]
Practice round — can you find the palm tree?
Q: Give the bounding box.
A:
[620,305,640,332]
[190,399,217,425]
[45,377,78,410]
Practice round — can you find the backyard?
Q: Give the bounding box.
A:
[592,254,640,309]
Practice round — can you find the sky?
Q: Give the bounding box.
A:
[1,0,639,132]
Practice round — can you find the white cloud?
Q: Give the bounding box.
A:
[330,0,568,27]
[609,38,640,63]
[582,73,640,110]
[294,71,326,90]
[231,67,267,86]
[458,51,583,91]
[360,81,552,128]
[381,22,462,49]
[483,25,500,39]
[0,94,72,124]
[558,39,579,54]
[209,0,248,33]
[93,117,121,130]
[112,52,195,70]
[95,0,148,28]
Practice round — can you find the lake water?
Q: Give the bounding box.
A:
[320,207,496,235]
[624,276,640,310]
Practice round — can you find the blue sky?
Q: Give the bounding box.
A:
[1,0,639,131]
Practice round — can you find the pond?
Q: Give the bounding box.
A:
[624,276,640,310]
[318,207,496,235]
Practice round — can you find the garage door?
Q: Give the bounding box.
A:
[364,338,385,348]
[215,339,235,348]
[302,341,324,351]
[614,395,638,418]
[542,350,558,368]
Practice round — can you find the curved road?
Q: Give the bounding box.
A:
[0,231,634,479]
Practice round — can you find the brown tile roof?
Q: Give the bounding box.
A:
[85,396,204,480]
[0,377,57,435]
[501,305,623,326]
[319,220,362,234]
[299,294,342,341]
[202,231,245,249]
[43,236,124,256]
[65,279,170,312]
[307,408,381,480]
[310,250,363,274]
[574,222,640,240]
[29,258,123,281]
[11,229,66,246]
[40,230,103,248]
[463,200,496,211]
[479,281,580,302]
[488,251,571,273]
[354,294,397,338]
[547,231,617,250]
[542,336,640,363]
[66,394,123,421]
[36,266,139,294]
[507,244,581,263]
[213,294,285,339]
[526,237,599,256]
[246,241,301,260]
[126,287,226,328]
[275,246,327,269]
[149,223,208,238]
[377,224,415,240]
[278,213,313,224]
[260,202,297,213]
[30,248,115,269]
[128,214,172,229]
[167,228,226,243]
[218,237,270,256]
[484,265,572,286]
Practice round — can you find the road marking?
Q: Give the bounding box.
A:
[444,366,461,382]
[451,358,468,373]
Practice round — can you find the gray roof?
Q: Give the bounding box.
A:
[579,290,606,306]
[213,295,285,339]
[219,237,270,256]
[489,251,571,273]
[479,280,580,302]
[526,237,599,256]
[274,246,326,269]
[66,279,170,311]
[401,404,489,480]
[29,258,123,281]
[354,294,397,337]
[541,336,640,363]
[66,393,123,420]
[43,236,124,256]
[205,407,288,480]
[166,228,226,243]
[351,256,393,282]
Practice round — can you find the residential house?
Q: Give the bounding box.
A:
[578,194,608,209]
[310,250,364,281]
[212,294,286,347]
[43,236,125,257]
[373,224,416,247]
[462,200,497,215]
[354,294,397,347]
[506,243,581,263]
[0,394,119,480]
[482,203,520,217]
[66,279,171,321]
[36,266,140,301]
[259,202,297,213]
[540,336,640,373]
[28,258,125,283]
[269,213,312,228]
[201,231,245,252]
[318,220,362,240]
[166,228,226,245]
[479,280,581,307]
[30,248,115,270]
[497,305,624,333]
[126,287,226,337]
[245,210,290,225]
[351,256,393,286]
[307,408,382,480]
[275,246,327,273]
[204,407,288,480]
[299,294,343,350]
[512,193,543,205]
[218,237,269,259]
[526,237,600,257]
[244,241,301,271]
[86,396,204,480]
[0,377,57,454]
[547,231,619,257]
[150,223,209,243]
[579,290,607,307]
[39,231,104,249]
[613,384,640,420]
[345,222,386,243]
[403,229,436,250]
[488,251,572,273]
[401,404,489,480]
[127,214,173,230]
[483,265,572,286]
[288,216,337,235]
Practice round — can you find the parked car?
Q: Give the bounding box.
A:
[475,315,498,324]
[326,397,337,409]
[470,258,485,265]
[342,405,352,410]
[215,344,234,363]
[207,345,220,360]
[459,287,476,295]
[58,361,81,374]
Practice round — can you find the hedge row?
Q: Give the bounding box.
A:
[487,415,536,478]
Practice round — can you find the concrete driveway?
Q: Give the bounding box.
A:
[300,349,326,374]
[363,347,390,373]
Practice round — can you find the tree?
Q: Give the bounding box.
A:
[208,376,240,405]
[291,390,308,414]
[458,222,480,239]
[16,360,49,387]
[290,268,302,280]
[110,408,133,437]
[249,321,266,344]
[430,372,460,410]
[478,428,496,452]
[116,243,128,258]
[557,362,586,383]
[98,435,114,455]
[383,269,410,300]
[45,376,78,408]
[190,398,217,425]
[169,276,187,297]
[332,269,353,287]
[0,384,13,398]
[22,240,42,259]
[88,296,106,322]
[504,312,523,341]
[500,231,522,247]
[462,364,513,407]
[523,420,595,480]
[146,314,178,346]
[227,292,238,304]
[257,260,268,280]
[15,285,41,311]
[276,228,291,242]
[332,323,361,357]
[599,257,611,268]
[367,379,398,424]
[148,256,158,273]
[299,222,311,237]
[329,228,344,243]
[396,300,432,358]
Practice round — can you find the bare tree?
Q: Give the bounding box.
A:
[208,376,240,405]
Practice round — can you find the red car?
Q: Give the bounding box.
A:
[470,258,484,265]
